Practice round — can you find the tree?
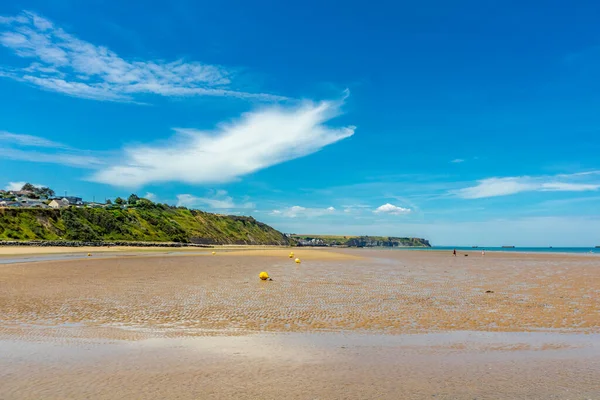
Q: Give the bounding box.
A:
[105,199,112,205]
[39,187,55,198]
[128,194,140,205]
[114,197,125,205]
[21,183,36,192]
[136,198,154,208]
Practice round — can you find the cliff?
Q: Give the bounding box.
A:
[0,206,290,245]
[345,236,431,248]
[291,235,431,248]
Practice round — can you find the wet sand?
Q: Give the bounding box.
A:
[1,249,599,398]
[2,331,599,399]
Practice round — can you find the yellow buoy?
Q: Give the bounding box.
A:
[259,271,270,280]
[295,258,301,264]
[212,251,216,255]
[87,253,92,257]
[289,253,294,258]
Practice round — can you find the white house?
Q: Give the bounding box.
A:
[62,196,83,205]
[49,199,70,209]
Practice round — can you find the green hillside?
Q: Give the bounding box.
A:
[0,205,289,245]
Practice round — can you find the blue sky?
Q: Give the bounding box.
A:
[1,0,600,246]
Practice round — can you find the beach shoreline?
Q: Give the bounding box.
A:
[1,243,599,258]
[2,249,599,399]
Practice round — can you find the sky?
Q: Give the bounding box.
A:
[1,0,600,246]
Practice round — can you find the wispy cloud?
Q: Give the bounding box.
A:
[534,195,600,212]
[0,131,65,148]
[373,203,411,215]
[341,204,370,214]
[0,11,284,102]
[176,190,254,209]
[270,205,336,218]
[453,172,600,199]
[0,132,104,168]
[90,98,355,187]
[450,158,465,163]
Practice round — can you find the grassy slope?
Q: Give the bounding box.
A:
[0,206,289,245]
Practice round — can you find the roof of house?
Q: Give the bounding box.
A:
[49,199,69,206]
[1,202,21,207]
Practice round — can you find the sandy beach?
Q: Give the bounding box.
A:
[1,248,599,399]
[0,244,301,256]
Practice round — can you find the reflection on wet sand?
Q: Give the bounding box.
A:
[2,331,599,399]
[1,249,599,399]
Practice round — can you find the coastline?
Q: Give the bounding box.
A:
[1,243,598,258]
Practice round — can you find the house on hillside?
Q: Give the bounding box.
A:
[85,202,107,208]
[49,199,70,209]
[49,196,83,206]
[295,237,327,247]
[62,196,83,205]
[11,190,36,198]
[20,198,49,208]
[0,201,22,208]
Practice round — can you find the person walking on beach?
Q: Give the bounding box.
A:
[453,248,456,256]
[482,250,485,256]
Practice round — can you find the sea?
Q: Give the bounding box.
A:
[407,246,599,254]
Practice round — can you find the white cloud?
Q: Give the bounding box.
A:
[176,190,254,209]
[454,172,600,199]
[282,206,306,218]
[90,98,354,187]
[0,131,64,148]
[0,131,104,168]
[0,147,103,168]
[270,205,337,218]
[373,203,411,215]
[539,182,600,191]
[144,192,157,201]
[450,159,465,163]
[5,181,44,191]
[454,177,537,199]
[0,97,353,186]
[0,11,284,102]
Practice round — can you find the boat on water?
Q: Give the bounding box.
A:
[472,246,479,248]
[502,246,515,248]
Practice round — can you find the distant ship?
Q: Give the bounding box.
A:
[502,246,515,248]
[472,246,479,248]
